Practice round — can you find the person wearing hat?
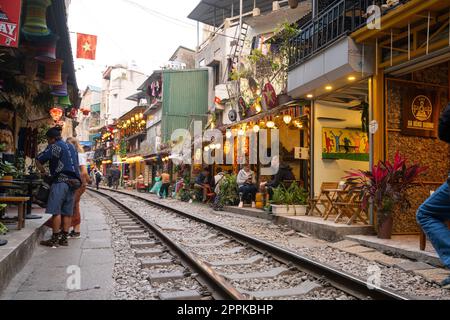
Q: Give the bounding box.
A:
[35,127,81,248]
[0,101,15,163]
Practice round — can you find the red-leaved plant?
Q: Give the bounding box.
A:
[344,152,427,224]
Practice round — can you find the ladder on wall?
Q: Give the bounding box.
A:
[225,21,250,106]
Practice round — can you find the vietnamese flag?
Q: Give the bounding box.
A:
[76,33,97,60]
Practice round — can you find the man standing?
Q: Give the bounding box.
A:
[417,102,450,287]
[94,168,103,190]
[36,128,81,248]
[111,165,121,190]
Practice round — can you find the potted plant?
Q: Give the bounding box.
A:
[345,152,427,239]
[271,183,308,216]
[0,161,17,186]
[218,174,240,207]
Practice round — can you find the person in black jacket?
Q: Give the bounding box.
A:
[417,102,450,287]
[260,161,296,199]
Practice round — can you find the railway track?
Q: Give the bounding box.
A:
[89,187,411,301]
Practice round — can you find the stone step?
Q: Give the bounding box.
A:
[222,267,289,280]
[200,247,245,256]
[208,255,263,267]
[148,271,185,283]
[159,290,204,300]
[240,281,322,299]
[140,259,173,268]
[130,241,158,249]
[135,249,165,258]
[183,240,230,248]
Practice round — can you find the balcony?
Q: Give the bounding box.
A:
[288,0,410,69]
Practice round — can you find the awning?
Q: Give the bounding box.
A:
[188,0,302,26]
[352,0,448,44]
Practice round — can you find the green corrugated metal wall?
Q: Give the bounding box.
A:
[162,69,209,142]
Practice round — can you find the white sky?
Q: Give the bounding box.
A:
[68,0,201,89]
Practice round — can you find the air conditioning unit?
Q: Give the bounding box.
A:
[273,1,281,11]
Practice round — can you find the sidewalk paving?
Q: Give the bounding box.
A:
[0,194,114,300]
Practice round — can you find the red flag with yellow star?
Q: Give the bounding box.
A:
[76,33,97,60]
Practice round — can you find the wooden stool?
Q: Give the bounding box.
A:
[0,197,30,231]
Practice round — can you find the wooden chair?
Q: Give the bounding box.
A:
[308,182,339,217]
[334,192,369,225]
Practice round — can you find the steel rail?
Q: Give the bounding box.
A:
[89,187,411,301]
[90,189,246,300]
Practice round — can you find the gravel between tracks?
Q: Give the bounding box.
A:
[98,190,450,299]
[92,193,203,300]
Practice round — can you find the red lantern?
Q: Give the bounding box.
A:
[50,107,63,121]
[70,108,78,119]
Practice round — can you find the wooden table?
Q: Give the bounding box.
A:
[0,179,43,218]
[0,197,30,230]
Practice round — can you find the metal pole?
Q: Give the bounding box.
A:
[197,21,200,52]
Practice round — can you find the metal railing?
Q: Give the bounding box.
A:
[288,0,409,69]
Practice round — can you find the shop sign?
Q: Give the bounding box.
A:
[402,88,439,138]
[0,0,21,48]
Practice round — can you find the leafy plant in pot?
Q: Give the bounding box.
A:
[345,152,427,239]
[270,183,308,216]
[218,174,240,207]
[0,161,17,186]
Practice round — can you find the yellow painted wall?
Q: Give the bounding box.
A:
[313,102,370,196]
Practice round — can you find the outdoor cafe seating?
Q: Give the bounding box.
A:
[308,181,370,226]
[0,176,43,231]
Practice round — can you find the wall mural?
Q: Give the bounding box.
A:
[322,128,369,162]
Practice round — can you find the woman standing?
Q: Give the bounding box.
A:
[149,171,162,195]
[67,138,90,238]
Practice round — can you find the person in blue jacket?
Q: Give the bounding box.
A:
[417,102,450,287]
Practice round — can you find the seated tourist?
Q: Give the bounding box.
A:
[261,159,295,199]
[194,168,212,202]
[237,165,257,208]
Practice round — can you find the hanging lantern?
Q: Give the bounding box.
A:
[283,114,292,125]
[225,131,232,139]
[51,73,68,96]
[253,125,260,133]
[22,0,52,37]
[266,120,275,129]
[43,59,63,86]
[34,34,59,62]
[49,107,63,122]
[58,95,72,107]
[69,107,78,119]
